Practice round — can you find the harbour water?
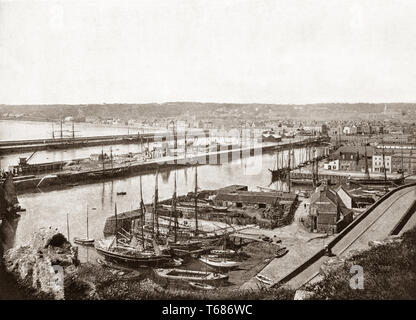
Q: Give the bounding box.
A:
[0,143,325,297]
[0,119,145,141]
[0,121,327,268]
[11,147,322,254]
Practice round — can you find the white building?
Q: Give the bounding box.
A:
[372,155,392,173]
[343,126,351,135]
[324,159,339,170]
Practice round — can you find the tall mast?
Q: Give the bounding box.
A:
[86,205,89,239]
[153,168,159,238]
[110,146,113,172]
[174,121,178,150]
[101,146,105,175]
[194,164,199,233]
[173,170,178,243]
[139,175,145,250]
[382,137,387,185]
[364,142,369,178]
[184,130,187,159]
[287,143,292,193]
[114,203,118,244]
[401,148,404,175]
[315,147,319,184]
[66,213,70,241]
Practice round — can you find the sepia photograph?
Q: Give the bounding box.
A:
[0,0,415,312]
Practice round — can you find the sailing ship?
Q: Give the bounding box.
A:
[95,237,172,268]
[163,168,214,258]
[95,200,173,268]
[74,205,95,246]
[269,147,290,182]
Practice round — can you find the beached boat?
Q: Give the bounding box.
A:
[255,274,273,285]
[210,249,237,257]
[73,205,95,246]
[154,268,228,286]
[199,254,241,270]
[211,205,228,212]
[74,237,95,246]
[95,238,172,268]
[275,247,289,258]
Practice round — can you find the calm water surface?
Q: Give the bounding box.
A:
[13,147,324,251]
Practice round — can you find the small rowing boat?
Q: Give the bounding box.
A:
[255,274,273,285]
[211,205,228,212]
[74,237,95,246]
[275,247,289,258]
[154,268,228,285]
[210,249,237,257]
[74,205,94,246]
[199,254,241,270]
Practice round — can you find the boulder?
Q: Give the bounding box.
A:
[3,227,80,300]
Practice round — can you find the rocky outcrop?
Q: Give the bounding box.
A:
[3,227,81,299]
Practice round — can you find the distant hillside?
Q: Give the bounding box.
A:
[0,102,414,121]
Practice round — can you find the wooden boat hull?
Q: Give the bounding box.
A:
[349,178,403,186]
[211,206,228,212]
[275,249,289,258]
[74,237,95,246]
[255,274,273,285]
[154,268,228,286]
[210,249,237,258]
[269,168,289,182]
[95,246,172,268]
[199,255,241,270]
[290,179,313,185]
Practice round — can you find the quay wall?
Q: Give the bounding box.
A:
[8,138,329,194]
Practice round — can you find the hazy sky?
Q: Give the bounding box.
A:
[1,0,416,104]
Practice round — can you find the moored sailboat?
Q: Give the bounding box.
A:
[74,205,95,246]
[95,202,172,268]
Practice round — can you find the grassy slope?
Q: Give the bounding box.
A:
[306,226,416,300]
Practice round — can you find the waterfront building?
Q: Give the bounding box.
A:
[323,159,339,170]
[372,154,392,173]
[306,186,354,234]
[333,146,374,172]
